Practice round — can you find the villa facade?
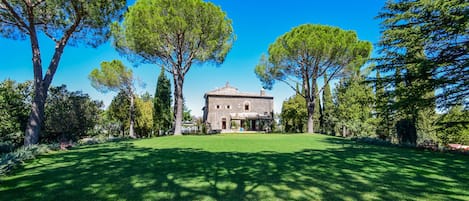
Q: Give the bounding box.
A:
[202,83,274,133]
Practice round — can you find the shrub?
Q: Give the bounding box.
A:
[77,136,123,146]
[0,144,57,175]
[437,105,469,145]
[352,137,394,146]
[0,141,15,154]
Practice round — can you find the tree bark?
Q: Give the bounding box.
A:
[342,125,347,137]
[129,93,136,138]
[24,25,44,146]
[306,80,316,134]
[307,100,315,133]
[24,37,68,145]
[22,2,79,146]
[173,75,184,136]
[24,85,46,145]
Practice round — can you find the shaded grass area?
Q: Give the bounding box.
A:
[0,134,468,200]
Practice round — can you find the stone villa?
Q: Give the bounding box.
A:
[202,83,274,133]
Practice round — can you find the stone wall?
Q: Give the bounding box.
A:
[204,95,273,131]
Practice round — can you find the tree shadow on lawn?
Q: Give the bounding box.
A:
[1,140,468,201]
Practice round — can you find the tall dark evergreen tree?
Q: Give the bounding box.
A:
[153,68,172,135]
[416,90,438,144]
[375,71,392,140]
[374,0,468,144]
[321,73,334,134]
[376,0,468,108]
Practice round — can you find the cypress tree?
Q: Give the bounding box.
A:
[153,68,172,135]
[322,73,334,134]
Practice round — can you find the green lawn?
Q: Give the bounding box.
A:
[1,134,468,201]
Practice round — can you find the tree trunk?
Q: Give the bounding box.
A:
[24,40,67,145]
[24,85,46,145]
[305,75,316,134]
[173,76,184,136]
[307,97,315,133]
[23,17,73,145]
[342,125,346,137]
[307,107,314,133]
[129,93,136,138]
[24,28,44,146]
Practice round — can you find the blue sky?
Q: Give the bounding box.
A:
[0,0,385,117]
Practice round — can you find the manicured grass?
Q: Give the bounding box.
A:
[1,134,468,201]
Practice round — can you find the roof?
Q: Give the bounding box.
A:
[205,82,273,98]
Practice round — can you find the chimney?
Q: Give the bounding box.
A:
[260,88,265,96]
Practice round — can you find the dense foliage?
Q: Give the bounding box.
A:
[107,91,157,138]
[376,0,468,108]
[0,80,31,152]
[374,71,394,140]
[373,0,468,145]
[281,93,307,133]
[43,85,103,143]
[334,73,376,138]
[437,106,469,145]
[0,80,102,150]
[108,90,131,136]
[135,93,154,138]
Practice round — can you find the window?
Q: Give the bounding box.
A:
[226,105,231,109]
[241,101,251,112]
[216,105,220,109]
[222,118,227,129]
[243,101,251,111]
